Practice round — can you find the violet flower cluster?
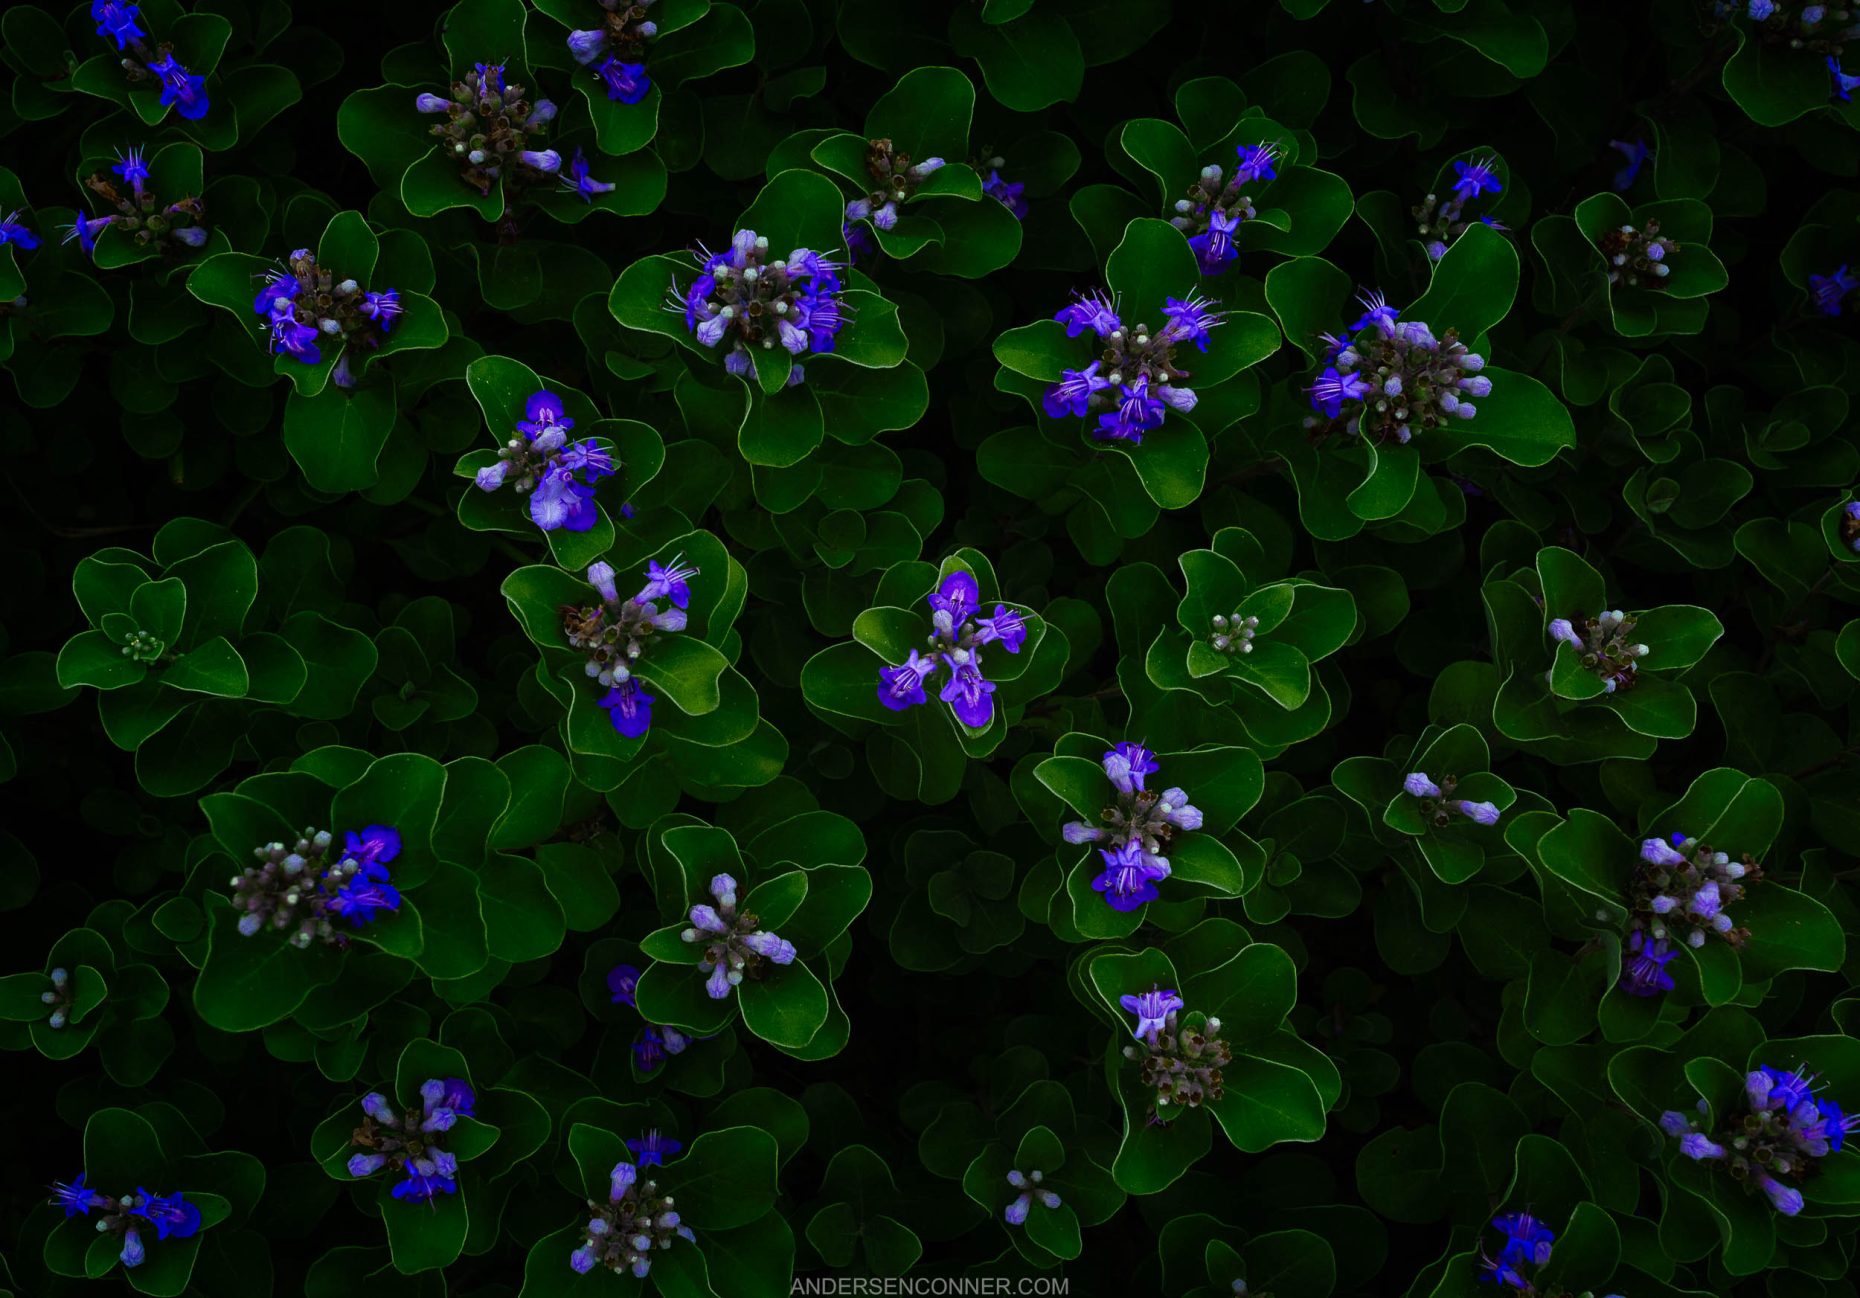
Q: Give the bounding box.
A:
[1597,219,1678,288]
[1060,742,1203,913]
[49,1175,200,1270]
[252,247,401,388]
[876,570,1027,730]
[1043,290,1223,444]
[560,557,700,739]
[346,1077,475,1203]
[845,138,946,231]
[671,230,848,385]
[229,824,402,948]
[567,0,658,106]
[1304,292,1489,445]
[1620,830,1763,996]
[473,389,616,532]
[1120,986,1231,1117]
[1547,609,1649,694]
[679,872,797,1000]
[1476,1213,1620,1296]
[92,2,209,121]
[1169,141,1279,274]
[1660,1065,1858,1217]
[414,63,567,201]
[1412,154,1506,262]
[66,145,208,259]
[608,963,699,1072]
[569,1152,695,1278]
[1402,772,1501,827]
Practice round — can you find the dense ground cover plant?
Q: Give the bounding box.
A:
[5,1,1860,1295]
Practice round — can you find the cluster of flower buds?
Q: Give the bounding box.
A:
[49,1175,200,1269]
[1660,1065,1858,1217]
[1598,219,1677,288]
[1044,291,1223,444]
[1414,155,1508,262]
[1002,1167,1062,1226]
[1635,830,1761,944]
[680,873,797,1000]
[845,138,946,231]
[567,0,659,105]
[1402,772,1501,827]
[559,557,699,739]
[1206,611,1260,656]
[414,63,560,199]
[347,1078,474,1202]
[40,966,74,1029]
[1061,743,1202,913]
[474,389,616,532]
[877,571,1027,730]
[1170,142,1278,274]
[672,230,849,385]
[1548,609,1647,693]
[251,248,401,386]
[229,825,402,947]
[92,3,209,122]
[1304,292,1488,444]
[119,627,166,663]
[1732,1,1860,55]
[570,1156,695,1278]
[67,145,208,259]
[1120,986,1230,1115]
[975,151,1027,219]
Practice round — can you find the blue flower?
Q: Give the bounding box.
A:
[597,58,650,104]
[63,215,117,260]
[50,1175,102,1217]
[360,289,402,332]
[1810,265,1857,316]
[1235,142,1279,184]
[1450,156,1503,202]
[147,52,209,121]
[1307,366,1372,418]
[327,877,400,927]
[1095,376,1166,444]
[111,145,151,196]
[392,1170,458,1202]
[475,63,506,95]
[270,316,322,365]
[1608,137,1650,191]
[600,679,655,738]
[120,1227,145,1268]
[638,556,700,609]
[1620,930,1677,996]
[92,2,146,50]
[559,148,616,203]
[627,1130,683,1167]
[1831,55,1860,101]
[1054,289,1121,338]
[1404,772,1442,798]
[928,570,980,627]
[982,168,1027,219]
[608,963,640,1007]
[1043,362,1111,418]
[939,655,997,729]
[1188,208,1242,274]
[877,649,938,711]
[1490,1213,1554,1268]
[1104,742,1159,794]
[1091,839,1170,911]
[1350,290,1400,336]
[345,825,401,868]
[1158,293,1223,352]
[1119,985,1183,1042]
[974,606,1027,654]
[130,1189,201,1241]
[0,210,40,251]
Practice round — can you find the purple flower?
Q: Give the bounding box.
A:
[1235,142,1279,184]
[568,28,608,65]
[627,1129,682,1167]
[438,1078,475,1115]
[1640,836,1687,867]
[1103,742,1159,794]
[270,316,322,365]
[596,58,650,105]
[940,656,997,729]
[1350,290,1400,337]
[1158,293,1222,351]
[131,1190,201,1241]
[877,649,938,711]
[1004,1193,1030,1225]
[517,390,573,439]
[392,1170,458,1202]
[974,605,1027,653]
[1810,265,1857,316]
[599,679,655,738]
[1450,156,1503,202]
[1404,772,1442,798]
[1119,986,1184,1042]
[111,145,151,196]
[1307,366,1371,418]
[415,92,450,113]
[147,52,209,121]
[0,210,39,251]
[1548,618,1583,648]
[1455,800,1501,826]
[345,825,401,867]
[1062,822,1106,844]
[1188,208,1242,274]
[1091,839,1170,911]
[638,556,700,609]
[610,1160,638,1201]
[1055,289,1120,338]
[1043,362,1111,418]
[360,289,402,332]
[1817,1097,1857,1153]
[1679,1133,1727,1160]
[347,1153,387,1177]
[795,285,847,352]
[50,1175,102,1218]
[1095,376,1166,444]
[1157,788,1202,830]
[928,570,980,627]
[474,63,506,95]
[1491,1212,1554,1268]
[326,878,401,927]
[741,931,797,963]
[559,148,616,203]
[1608,137,1650,191]
[982,169,1027,219]
[608,963,640,1007]
[1659,1110,1691,1137]
[93,2,146,50]
[1620,930,1677,997]
[1757,1172,1804,1216]
[121,1227,145,1268]
[519,149,562,174]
